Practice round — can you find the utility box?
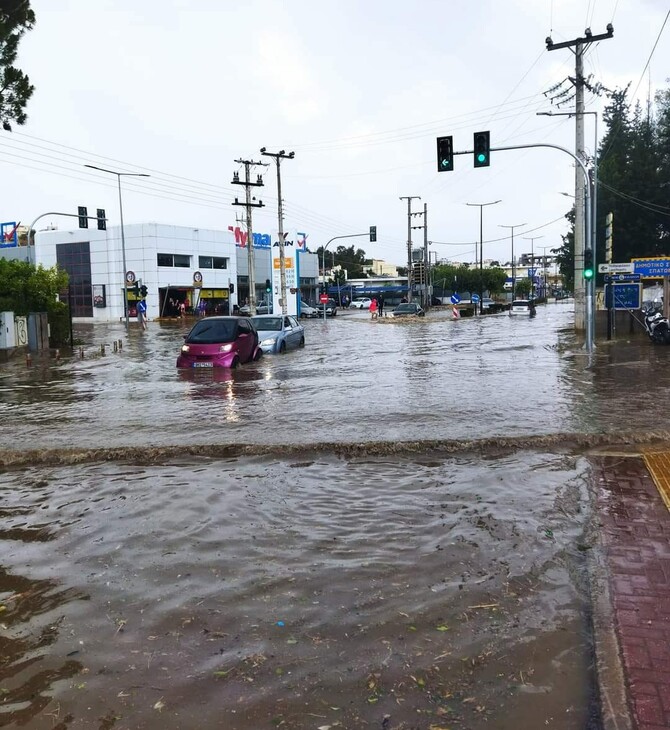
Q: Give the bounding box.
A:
[27,312,49,351]
[14,316,28,346]
[0,311,16,349]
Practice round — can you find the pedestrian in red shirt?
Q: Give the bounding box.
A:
[370,298,378,319]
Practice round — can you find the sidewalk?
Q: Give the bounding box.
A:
[593,452,670,730]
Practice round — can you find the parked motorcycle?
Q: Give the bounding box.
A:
[642,301,670,344]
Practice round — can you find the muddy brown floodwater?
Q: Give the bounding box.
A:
[2,451,598,730]
[2,303,670,728]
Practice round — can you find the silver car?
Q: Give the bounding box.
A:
[251,315,305,353]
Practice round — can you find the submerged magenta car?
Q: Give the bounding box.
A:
[176,316,262,369]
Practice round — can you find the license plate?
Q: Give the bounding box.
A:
[193,362,213,368]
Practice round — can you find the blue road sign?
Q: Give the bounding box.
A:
[604,273,641,283]
[471,293,480,303]
[605,283,641,310]
[633,258,670,277]
[450,293,461,304]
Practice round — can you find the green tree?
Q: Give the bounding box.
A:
[0,260,69,344]
[315,244,369,279]
[0,1,36,130]
[514,278,532,297]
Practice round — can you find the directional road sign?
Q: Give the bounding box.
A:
[604,273,641,283]
[605,283,641,310]
[598,262,634,274]
[450,293,461,304]
[471,293,480,303]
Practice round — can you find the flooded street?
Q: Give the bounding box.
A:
[1,303,669,728]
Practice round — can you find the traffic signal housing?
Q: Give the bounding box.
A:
[140,284,148,298]
[78,206,88,228]
[436,136,453,172]
[369,225,377,242]
[583,249,594,279]
[265,278,272,293]
[97,209,106,231]
[473,131,490,168]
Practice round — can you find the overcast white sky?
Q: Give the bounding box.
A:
[3,0,669,266]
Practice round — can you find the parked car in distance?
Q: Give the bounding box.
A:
[299,301,319,318]
[239,301,271,315]
[509,299,536,316]
[392,302,425,317]
[176,316,262,369]
[349,297,372,309]
[251,315,305,353]
[315,298,338,317]
[481,297,495,310]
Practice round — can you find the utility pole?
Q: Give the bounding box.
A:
[466,200,501,314]
[260,148,294,314]
[546,25,613,331]
[423,203,429,310]
[399,196,421,302]
[522,236,544,297]
[232,159,265,316]
[410,204,428,308]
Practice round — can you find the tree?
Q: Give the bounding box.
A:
[514,278,532,297]
[314,244,369,279]
[0,259,68,314]
[0,1,36,131]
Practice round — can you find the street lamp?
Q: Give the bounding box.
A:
[84,165,150,330]
[466,200,501,313]
[499,223,526,303]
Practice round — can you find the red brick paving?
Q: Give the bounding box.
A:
[594,455,670,730]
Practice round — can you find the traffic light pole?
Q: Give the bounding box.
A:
[26,211,108,265]
[453,142,594,352]
[321,233,370,322]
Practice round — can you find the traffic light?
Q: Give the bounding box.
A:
[78,206,88,228]
[229,283,235,294]
[140,284,148,298]
[97,209,106,231]
[473,131,490,168]
[436,135,453,172]
[369,225,377,242]
[583,248,594,279]
[265,278,272,293]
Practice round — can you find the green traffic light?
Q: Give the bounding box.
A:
[583,269,594,279]
[440,158,450,168]
[477,153,487,163]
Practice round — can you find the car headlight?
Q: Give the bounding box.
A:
[260,337,277,346]
[219,344,233,352]
[181,345,190,353]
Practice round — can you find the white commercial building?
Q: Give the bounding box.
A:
[35,223,238,322]
[32,222,321,323]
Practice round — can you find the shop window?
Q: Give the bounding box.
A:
[199,256,213,269]
[158,253,192,268]
[213,257,228,270]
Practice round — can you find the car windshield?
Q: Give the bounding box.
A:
[251,316,281,331]
[395,304,414,312]
[187,319,238,344]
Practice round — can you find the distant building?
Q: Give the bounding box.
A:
[363,259,398,277]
